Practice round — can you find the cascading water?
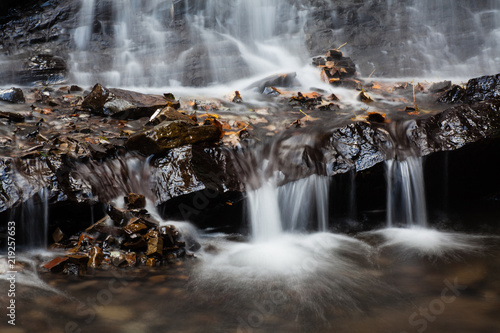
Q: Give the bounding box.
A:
[385,156,427,228]
[247,173,330,242]
[66,0,500,87]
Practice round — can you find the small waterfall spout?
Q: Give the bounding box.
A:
[386,156,427,228]
[246,172,330,242]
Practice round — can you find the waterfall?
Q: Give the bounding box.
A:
[67,0,500,87]
[386,156,428,228]
[246,172,330,242]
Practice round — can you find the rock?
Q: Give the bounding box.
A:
[81,84,169,119]
[438,85,465,103]
[248,72,299,93]
[438,74,500,104]
[0,88,25,103]
[463,73,500,103]
[21,54,67,85]
[429,80,452,93]
[262,86,281,96]
[125,193,146,209]
[358,91,374,103]
[148,106,196,126]
[0,111,25,122]
[126,120,222,155]
[42,256,69,272]
[146,230,163,256]
[88,246,104,268]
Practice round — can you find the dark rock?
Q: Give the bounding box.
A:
[262,86,281,96]
[0,111,25,122]
[88,246,104,268]
[429,80,452,93]
[125,193,146,209]
[148,106,196,126]
[358,91,374,103]
[248,72,299,93]
[126,120,222,155]
[463,74,500,103]
[0,88,25,103]
[409,99,500,155]
[81,84,169,119]
[438,85,465,103]
[21,54,67,85]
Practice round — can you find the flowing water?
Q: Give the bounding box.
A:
[67,0,500,87]
[2,1,500,332]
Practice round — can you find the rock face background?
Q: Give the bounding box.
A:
[0,0,499,86]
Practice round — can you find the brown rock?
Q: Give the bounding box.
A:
[126,120,222,155]
[125,193,146,209]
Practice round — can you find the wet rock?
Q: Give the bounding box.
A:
[148,106,196,126]
[126,120,222,155]
[42,256,69,273]
[123,220,148,235]
[0,111,25,122]
[262,86,281,96]
[82,84,169,119]
[438,85,465,103]
[248,72,299,93]
[146,229,164,256]
[358,91,374,103]
[88,246,104,268]
[21,54,67,85]
[0,88,25,103]
[125,193,146,209]
[409,99,500,155]
[463,73,500,103]
[429,80,452,93]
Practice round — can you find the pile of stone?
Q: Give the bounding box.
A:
[43,193,195,276]
[313,49,359,89]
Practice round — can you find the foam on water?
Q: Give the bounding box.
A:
[191,232,386,313]
[363,227,486,259]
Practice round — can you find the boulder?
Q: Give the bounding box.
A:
[81,84,170,119]
[126,120,222,155]
[0,88,25,103]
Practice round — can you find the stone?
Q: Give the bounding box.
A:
[438,85,465,103]
[0,111,25,122]
[358,91,374,103]
[125,193,146,209]
[81,84,169,119]
[42,256,68,272]
[88,246,104,268]
[146,230,163,256]
[247,72,299,93]
[21,54,67,85]
[429,80,452,93]
[0,88,25,104]
[463,73,500,103]
[148,106,196,126]
[262,86,281,96]
[126,120,222,155]
[123,221,148,235]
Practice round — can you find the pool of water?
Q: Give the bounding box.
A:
[1,229,499,333]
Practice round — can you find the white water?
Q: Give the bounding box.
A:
[68,0,500,88]
[386,156,428,228]
[247,173,330,242]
